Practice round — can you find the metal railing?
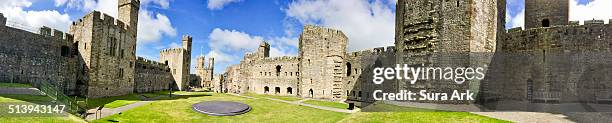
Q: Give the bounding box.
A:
[36,80,87,116]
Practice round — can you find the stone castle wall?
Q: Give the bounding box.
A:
[524,0,569,29]
[299,25,348,99]
[159,35,192,91]
[70,10,137,98]
[195,56,214,88]
[135,57,173,93]
[0,24,79,95]
[344,47,396,104]
[482,21,612,104]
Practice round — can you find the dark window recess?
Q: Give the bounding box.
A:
[60,46,70,57]
[542,19,550,27]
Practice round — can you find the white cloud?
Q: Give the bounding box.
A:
[285,0,395,51]
[142,0,171,9]
[137,10,177,43]
[570,0,612,24]
[207,0,242,10]
[507,8,524,29]
[0,0,72,32]
[208,28,263,51]
[205,50,237,65]
[168,42,181,48]
[53,0,177,43]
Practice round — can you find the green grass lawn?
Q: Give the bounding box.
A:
[92,92,348,123]
[0,82,33,88]
[337,103,510,123]
[243,93,302,101]
[77,94,141,109]
[0,94,86,123]
[303,99,349,109]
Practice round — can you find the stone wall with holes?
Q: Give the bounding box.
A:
[481,20,612,103]
[135,57,173,93]
[344,47,396,104]
[0,24,79,95]
[298,25,348,100]
[393,0,502,104]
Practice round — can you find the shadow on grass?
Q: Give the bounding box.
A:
[77,91,212,109]
[0,94,55,104]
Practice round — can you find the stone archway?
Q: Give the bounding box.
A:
[309,89,314,98]
[274,87,280,94]
[264,86,269,93]
[287,87,293,94]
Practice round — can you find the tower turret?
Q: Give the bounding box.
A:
[257,41,270,59]
[525,0,569,29]
[118,0,140,36]
[182,35,192,52]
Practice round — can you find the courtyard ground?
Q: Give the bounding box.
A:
[92,92,509,123]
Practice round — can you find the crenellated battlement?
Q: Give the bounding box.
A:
[72,11,131,33]
[303,25,347,38]
[262,56,299,62]
[503,19,612,51]
[137,57,170,70]
[160,48,185,54]
[508,19,611,33]
[347,46,396,57]
[39,26,74,42]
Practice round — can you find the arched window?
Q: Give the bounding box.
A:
[346,62,352,76]
[542,19,550,27]
[275,87,281,94]
[264,86,269,93]
[309,89,314,98]
[276,65,281,76]
[287,87,293,94]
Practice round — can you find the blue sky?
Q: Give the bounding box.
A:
[0,0,610,74]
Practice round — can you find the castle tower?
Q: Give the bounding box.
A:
[118,0,140,35]
[525,0,569,29]
[0,13,6,27]
[196,56,205,68]
[257,41,270,59]
[298,25,348,100]
[182,35,192,52]
[395,0,504,103]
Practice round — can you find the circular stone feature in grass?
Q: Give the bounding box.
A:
[192,101,251,116]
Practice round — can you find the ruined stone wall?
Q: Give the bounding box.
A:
[394,0,502,104]
[135,57,173,93]
[0,25,79,95]
[485,21,612,103]
[247,56,300,96]
[159,35,192,91]
[524,0,569,29]
[299,25,348,100]
[71,11,137,98]
[344,47,396,105]
[195,56,214,88]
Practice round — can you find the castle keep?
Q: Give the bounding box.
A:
[0,0,205,98]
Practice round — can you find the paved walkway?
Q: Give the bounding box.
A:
[472,112,574,123]
[84,95,168,121]
[234,94,359,114]
[84,101,153,121]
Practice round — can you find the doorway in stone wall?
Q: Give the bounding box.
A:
[309,89,314,98]
[275,87,280,94]
[287,87,293,94]
[264,86,269,94]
